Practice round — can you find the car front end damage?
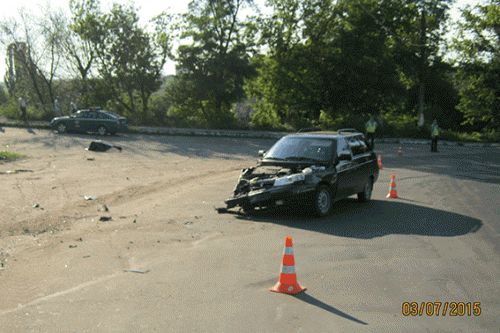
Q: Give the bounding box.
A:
[220,164,330,213]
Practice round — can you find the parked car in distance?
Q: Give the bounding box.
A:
[49,108,128,135]
[223,129,379,217]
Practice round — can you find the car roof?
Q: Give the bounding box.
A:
[288,130,363,139]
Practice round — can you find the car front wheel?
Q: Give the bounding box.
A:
[97,126,107,136]
[57,123,66,133]
[357,177,373,202]
[314,185,333,217]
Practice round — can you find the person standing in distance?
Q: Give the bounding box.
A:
[365,116,378,149]
[431,119,440,152]
[54,97,62,117]
[18,97,27,123]
[70,101,77,114]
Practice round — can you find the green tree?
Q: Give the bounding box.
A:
[248,0,454,129]
[452,0,500,130]
[169,0,257,128]
[70,0,173,122]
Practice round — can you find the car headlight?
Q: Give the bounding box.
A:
[274,173,306,186]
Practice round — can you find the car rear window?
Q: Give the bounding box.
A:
[102,112,118,119]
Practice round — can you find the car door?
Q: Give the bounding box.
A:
[334,137,354,199]
[348,135,372,193]
[82,111,97,133]
[71,112,85,132]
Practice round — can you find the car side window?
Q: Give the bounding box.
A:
[347,137,364,156]
[356,136,368,154]
[86,112,96,119]
[336,138,351,160]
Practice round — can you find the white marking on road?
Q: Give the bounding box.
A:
[0,272,122,315]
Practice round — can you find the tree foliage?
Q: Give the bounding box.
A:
[167,0,257,128]
[453,0,500,130]
[247,0,456,129]
[70,0,172,122]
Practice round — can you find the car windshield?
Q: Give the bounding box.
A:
[264,137,335,162]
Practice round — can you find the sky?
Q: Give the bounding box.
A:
[0,0,488,84]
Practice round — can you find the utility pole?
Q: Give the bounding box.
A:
[418,7,426,127]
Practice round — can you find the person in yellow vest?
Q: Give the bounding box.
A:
[431,119,439,152]
[365,116,378,149]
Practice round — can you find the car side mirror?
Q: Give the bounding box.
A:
[258,150,267,157]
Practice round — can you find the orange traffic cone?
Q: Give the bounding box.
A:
[386,174,399,198]
[378,155,383,170]
[270,236,306,295]
[398,145,403,156]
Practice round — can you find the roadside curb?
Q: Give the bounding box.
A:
[1,120,498,146]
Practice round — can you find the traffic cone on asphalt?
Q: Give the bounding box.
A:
[270,236,306,295]
[386,174,399,198]
[378,155,383,170]
[398,145,403,156]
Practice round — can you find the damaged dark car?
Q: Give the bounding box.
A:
[222,130,379,217]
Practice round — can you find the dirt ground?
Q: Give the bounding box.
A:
[0,127,270,311]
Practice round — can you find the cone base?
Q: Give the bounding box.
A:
[398,153,402,156]
[270,282,306,295]
[386,192,398,198]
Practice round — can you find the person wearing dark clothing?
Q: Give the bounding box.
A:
[431,119,440,152]
[19,98,27,123]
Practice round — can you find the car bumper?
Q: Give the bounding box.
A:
[225,183,317,209]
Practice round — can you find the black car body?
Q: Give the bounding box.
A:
[49,108,128,135]
[223,130,379,217]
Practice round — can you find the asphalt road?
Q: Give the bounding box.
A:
[1,131,500,332]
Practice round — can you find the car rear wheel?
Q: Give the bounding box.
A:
[357,177,373,202]
[97,126,107,136]
[57,123,66,133]
[314,185,333,217]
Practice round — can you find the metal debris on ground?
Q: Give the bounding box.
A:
[99,216,112,221]
[33,204,40,208]
[84,196,96,200]
[123,269,150,274]
[87,158,95,161]
[69,245,77,248]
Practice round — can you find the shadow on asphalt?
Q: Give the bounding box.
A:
[237,198,483,239]
[375,145,500,185]
[293,292,368,325]
[31,130,277,160]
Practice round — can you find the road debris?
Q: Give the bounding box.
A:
[69,245,77,248]
[87,158,95,161]
[33,204,40,208]
[84,196,96,200]
[123,269,150,274]
[86,141,122,152]
[99,216,112,222]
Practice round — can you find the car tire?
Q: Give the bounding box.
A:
[97,126,107,136]
[357,177,373,202]
[314,185,333,217]
[57,123,66,133]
